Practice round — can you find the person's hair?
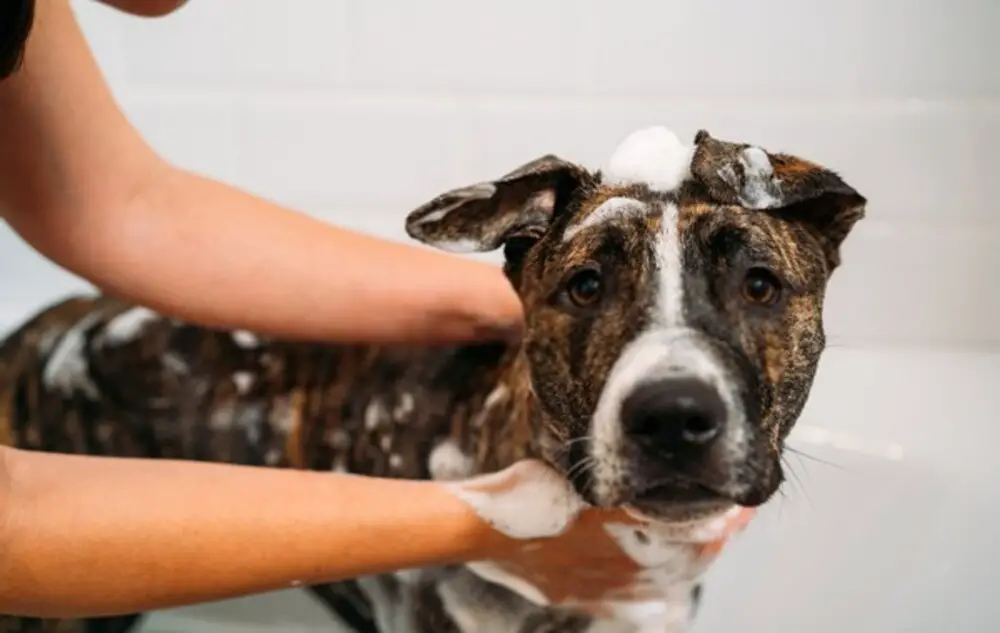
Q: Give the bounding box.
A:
[0,0,36,80]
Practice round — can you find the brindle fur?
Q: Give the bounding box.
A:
[0,130,864,633]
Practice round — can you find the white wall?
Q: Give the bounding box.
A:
[3,1,1000,632]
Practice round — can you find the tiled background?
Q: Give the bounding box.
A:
[3,1,999,632]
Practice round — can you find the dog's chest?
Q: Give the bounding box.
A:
[464,519,718,633]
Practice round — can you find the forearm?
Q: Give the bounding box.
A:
[0,0,521,344]
[0,447,497,618]
[51,168,521,344]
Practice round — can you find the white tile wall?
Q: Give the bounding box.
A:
[0,0,996,352]
[2,2,999,633]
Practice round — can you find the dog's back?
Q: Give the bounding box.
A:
[0,294,510,467]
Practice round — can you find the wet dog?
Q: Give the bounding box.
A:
[0,127,865,633]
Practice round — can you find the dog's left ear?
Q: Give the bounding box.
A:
[405,155,592,254]
[690,130,866,270]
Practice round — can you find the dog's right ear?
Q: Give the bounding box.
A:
[405,155,593,254]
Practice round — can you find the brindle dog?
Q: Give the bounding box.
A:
[0,128,865,633]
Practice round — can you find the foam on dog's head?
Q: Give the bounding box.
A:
[601,126,694,194]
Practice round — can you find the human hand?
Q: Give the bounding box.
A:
[447,458,755,607]
[475,503,755,608]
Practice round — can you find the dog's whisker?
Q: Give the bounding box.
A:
[781,457,815,510]
[785,445,845,471]
[565,455,597,486]
[568,460,598,488]
[552,437,592,461]
[775,487,788,522]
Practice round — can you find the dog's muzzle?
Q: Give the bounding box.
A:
[620,374,743,497]
[589,328,753,510]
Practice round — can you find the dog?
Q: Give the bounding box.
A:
[0,126,865,633]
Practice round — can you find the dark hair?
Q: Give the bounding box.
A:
[0,0,36,80]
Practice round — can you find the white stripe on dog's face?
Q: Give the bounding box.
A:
[587,128,749,510]
[655,201,686,329]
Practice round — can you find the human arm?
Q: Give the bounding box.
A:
[0,0,523,345]
[0,1,589,618]
[0,443,754,620]
[0,445,516,618]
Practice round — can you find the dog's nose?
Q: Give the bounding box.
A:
[621,378,727,447]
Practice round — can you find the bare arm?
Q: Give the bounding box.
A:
[0,1,566,619]
[0,445,508,618]
[0,0,522,345]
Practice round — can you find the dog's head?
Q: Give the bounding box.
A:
[406,127,865,521]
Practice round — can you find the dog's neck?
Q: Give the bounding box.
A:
[457,345,545,474]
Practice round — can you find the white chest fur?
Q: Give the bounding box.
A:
[466,520,718,633]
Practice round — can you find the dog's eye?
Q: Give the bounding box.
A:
[566,268,603,308]
[741,267,781,306]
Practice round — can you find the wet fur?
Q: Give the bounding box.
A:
[0,129,864,633]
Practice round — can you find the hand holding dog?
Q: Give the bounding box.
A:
[448,460,756,606]
[448,459,756,607]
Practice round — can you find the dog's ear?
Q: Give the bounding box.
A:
[690,130,866,270]
[405,155,592,254]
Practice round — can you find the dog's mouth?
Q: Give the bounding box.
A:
[636,481,726,503]
[560,446,760,518]
[626,465,780,516]
[623,479,735,520]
